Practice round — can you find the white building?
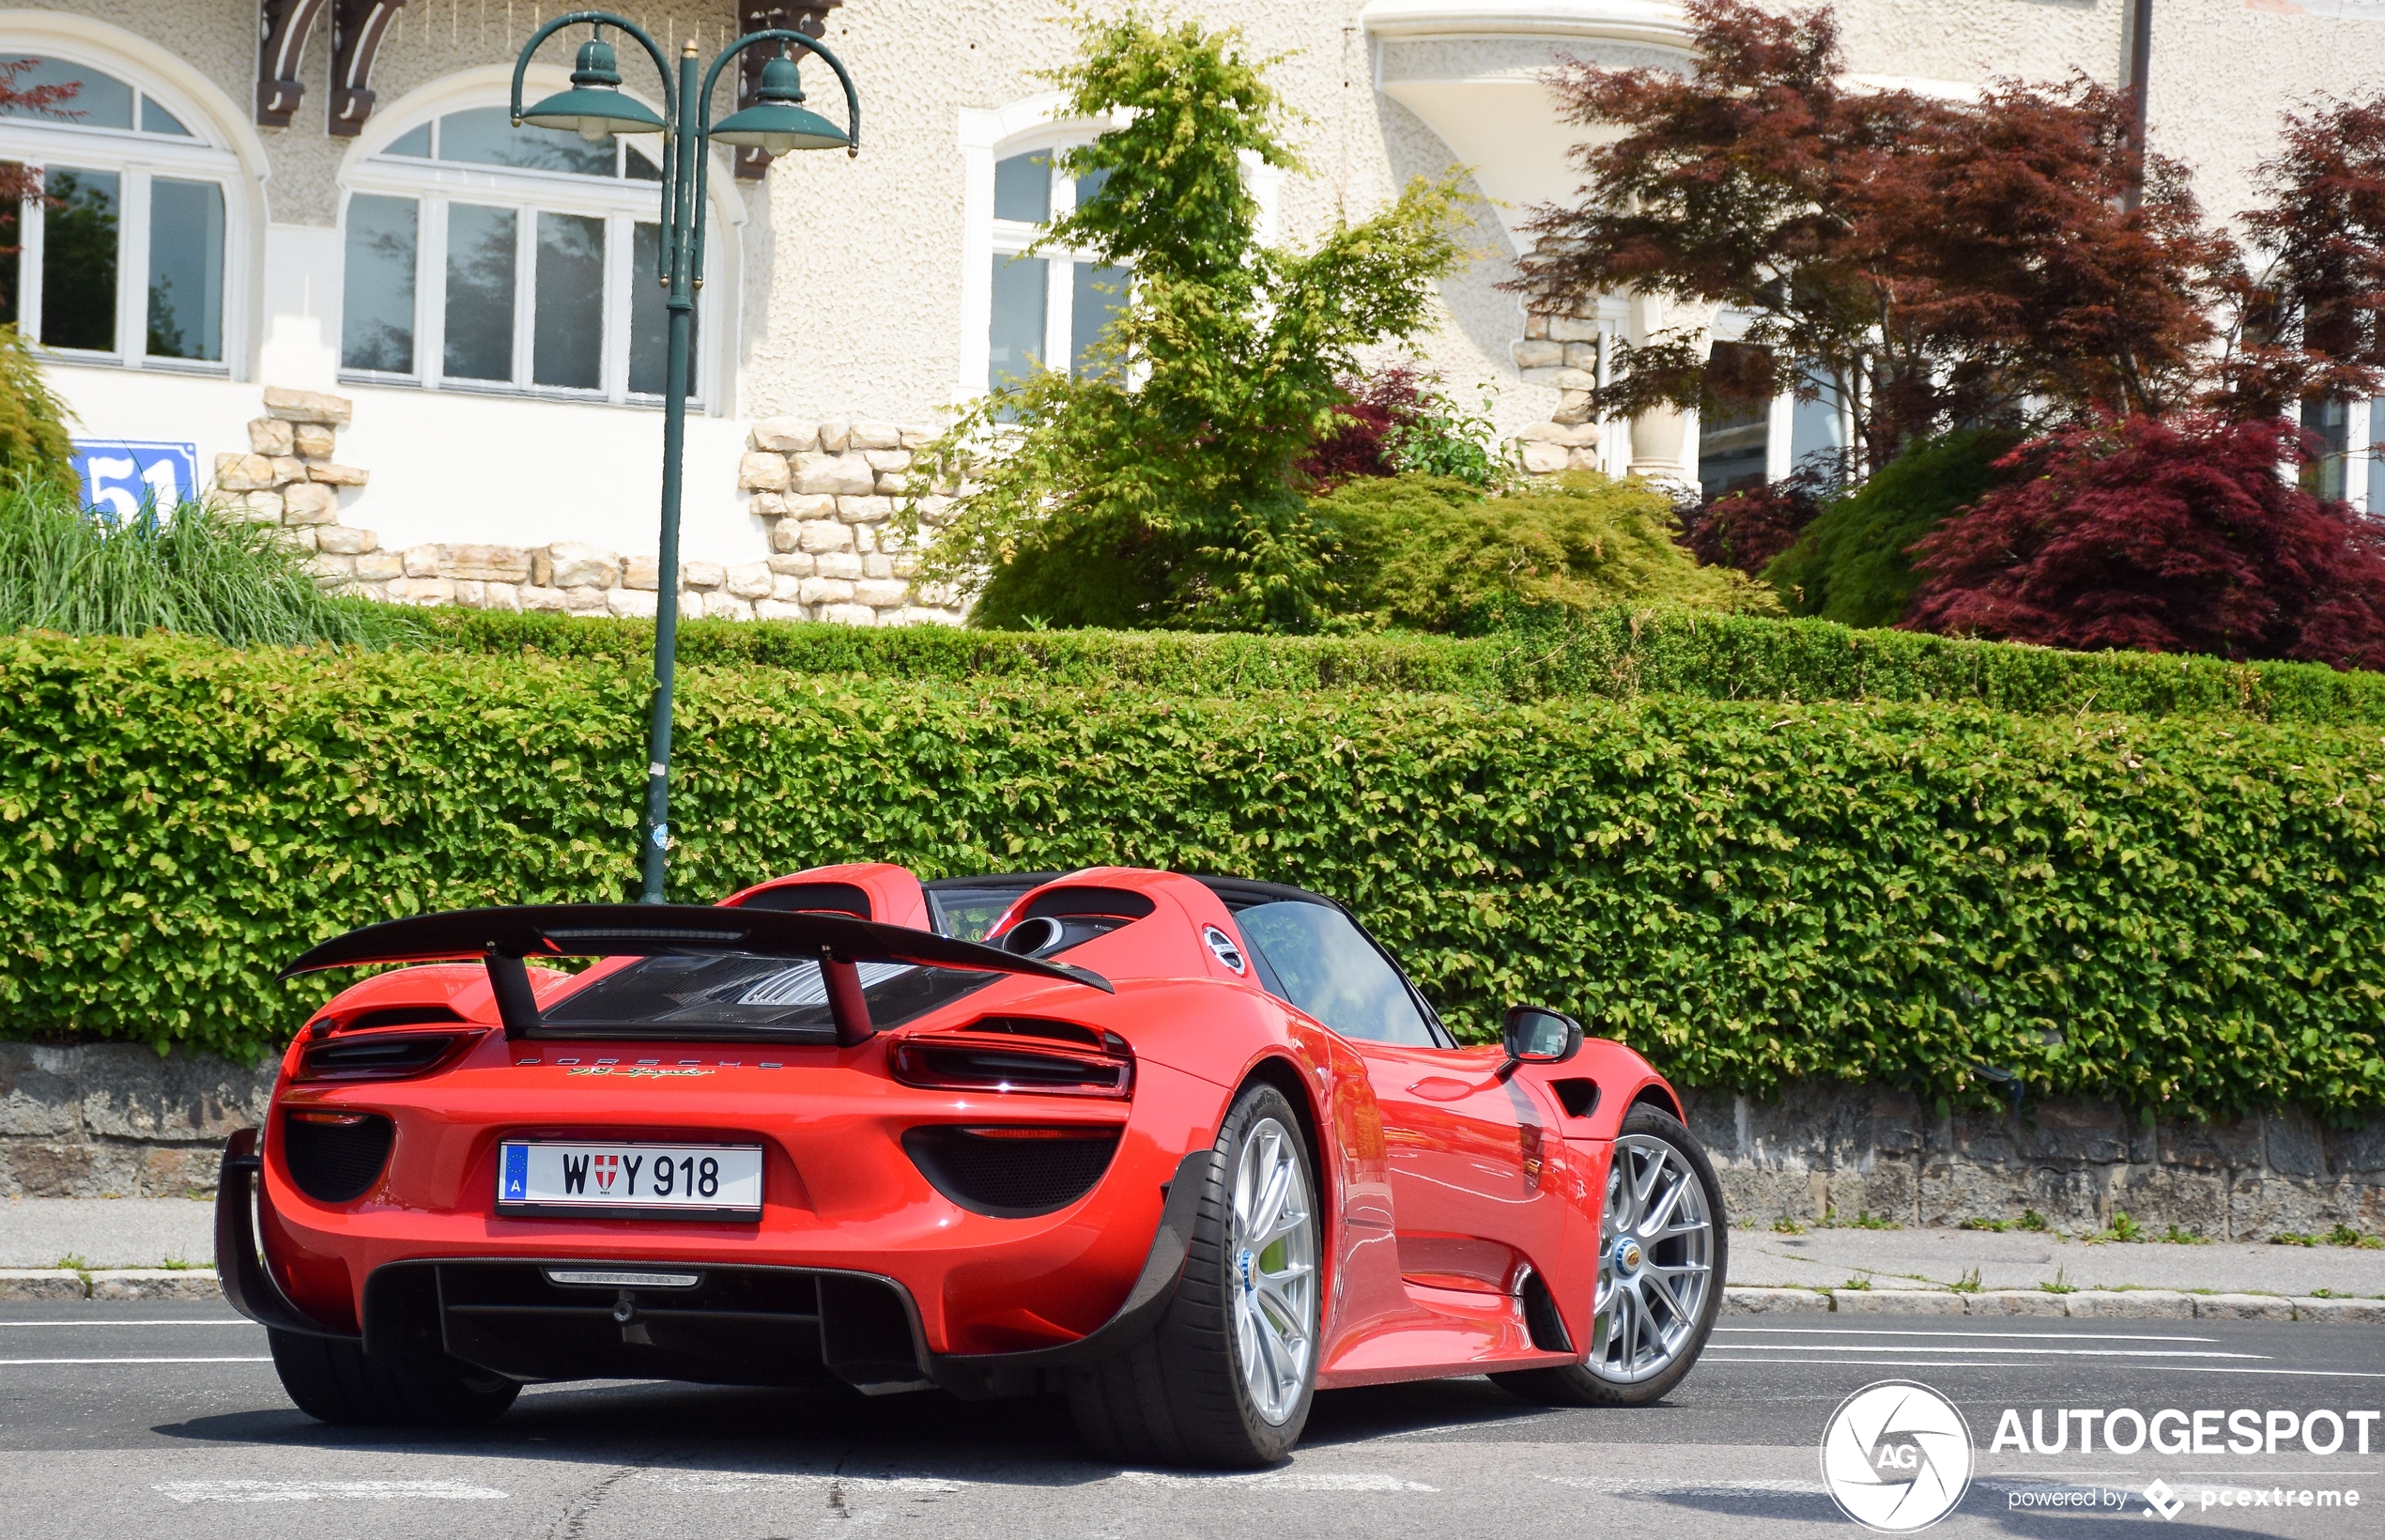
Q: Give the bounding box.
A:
[7,0,2383,621]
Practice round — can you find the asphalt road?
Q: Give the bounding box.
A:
[4,1301,2381,1538]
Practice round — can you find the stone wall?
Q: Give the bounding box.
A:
[208,390,968,627]
[1684,1084,2385,1241]
[1509,308,1607,477]
[6,1041,2379,1239]
[0,1044,272,1200]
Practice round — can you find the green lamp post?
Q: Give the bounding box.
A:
[510,13,860,903]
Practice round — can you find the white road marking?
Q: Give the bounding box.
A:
[1713,1343,2262,1360]
[1705,1357,2385,1378]
[639,1473,965,1494]
[0,1356,272,1365]
[1115,1471,1438,1492]
[0,1319,257,1328]
[156,1481,508,1502]
[1716,1328,2217,1343]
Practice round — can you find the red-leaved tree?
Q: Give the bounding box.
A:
[1514,0,2224,475]
[2212,94,2385,418]
[1296,363,1429,487]
[1904,415,2385,669]
[1676,466,1827,575]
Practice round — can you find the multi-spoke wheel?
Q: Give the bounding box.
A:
[1493,1103,1727,1408]
[1228,1114,1318,1425]
[1066,1082,1321,1466]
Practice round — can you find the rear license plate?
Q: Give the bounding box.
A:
[497,1140,763,1219]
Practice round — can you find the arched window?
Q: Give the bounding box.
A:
[984,138,1129,392]
[0,51,235,368]
[340,102,711,405]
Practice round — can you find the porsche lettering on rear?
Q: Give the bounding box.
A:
[222,862,1722,1468]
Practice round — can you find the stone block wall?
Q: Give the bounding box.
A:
[207,390,968,628]
[0,1044,273,1199]
[1684,1083,2385,1240]
[7,1039,2380,1237]
[1510,309,1606,476]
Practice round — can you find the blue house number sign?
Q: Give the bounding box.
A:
[71,439,200,523]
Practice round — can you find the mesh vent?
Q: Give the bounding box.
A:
[901,1127,1120,1218]
[282,1112,394,1203]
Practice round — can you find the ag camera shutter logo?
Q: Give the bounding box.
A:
[1821,1380,1975,1532]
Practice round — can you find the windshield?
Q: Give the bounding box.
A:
[1234,901,1439,1046]
[538,954,998,1040]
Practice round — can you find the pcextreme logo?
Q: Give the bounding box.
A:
[1822,1380,1975,1532]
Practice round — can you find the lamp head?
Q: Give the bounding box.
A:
[711,50,850,155]
[518,24,668,139]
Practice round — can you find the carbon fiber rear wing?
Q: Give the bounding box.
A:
[281,903,1112,1045]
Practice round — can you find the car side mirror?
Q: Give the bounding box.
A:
[1500,1005,1582,1076]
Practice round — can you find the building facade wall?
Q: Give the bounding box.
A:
[5,0,2380,621]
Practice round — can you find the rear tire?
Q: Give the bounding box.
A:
[269,1329,520,1427]
[1491,1103,1725,1408]
[1065,1083,1320,1467]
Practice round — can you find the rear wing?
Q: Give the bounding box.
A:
[282,903,1112,1046]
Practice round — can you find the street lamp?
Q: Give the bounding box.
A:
[511,13,860,903]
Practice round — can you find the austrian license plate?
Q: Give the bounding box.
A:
[497,1140,764,1219]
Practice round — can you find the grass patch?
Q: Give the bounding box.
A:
[1772,1216,1808,1235]
[1951,1268,1984,1294]
[2039,1266,2078,1295]
[0,478,421,649]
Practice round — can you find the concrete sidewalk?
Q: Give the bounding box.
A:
[0,1196,216,1270]
[1729,1222,2385,1297]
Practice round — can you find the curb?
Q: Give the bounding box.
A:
[0,1269,223,1301]
[1723,1286,2385,1322]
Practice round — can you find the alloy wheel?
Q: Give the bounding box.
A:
[1585,1132,1715,1384]
[1227,1116,1317,1424]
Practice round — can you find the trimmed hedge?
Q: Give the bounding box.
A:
[432,605,2385,725]
[6,629,2381,1121]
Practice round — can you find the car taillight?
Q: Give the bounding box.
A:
[887,1030,1132,1099]
[295,1029,480,1083]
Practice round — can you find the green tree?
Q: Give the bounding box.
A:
[0,326,77,500]
[1314,472,1778,632]
[911,9,1471,632]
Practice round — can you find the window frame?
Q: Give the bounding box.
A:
[0,48,239,375]
[338,103,714,409]
[984,140,1131,389]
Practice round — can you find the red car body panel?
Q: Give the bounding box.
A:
[249,865,1684,1393]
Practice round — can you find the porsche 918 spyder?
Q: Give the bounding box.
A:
[218,864,1726,1467]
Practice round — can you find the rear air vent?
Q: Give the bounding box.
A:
[901,1126,1121,1217]
[1019,886,1157,922]
[281,1111,394,1203]
[343,1005,466,1032]
[733,881,872,917]
[297,1029,477,1083]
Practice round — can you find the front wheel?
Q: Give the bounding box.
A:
[1065,1082,1321,1467]
[1492,1103,1726,1407]
[269,1329,520,1427]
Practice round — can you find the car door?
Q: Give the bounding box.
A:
[1231,899,1563,1295]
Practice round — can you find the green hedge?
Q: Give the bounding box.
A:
[432,605,2385,725]
[7,629,2381,1120]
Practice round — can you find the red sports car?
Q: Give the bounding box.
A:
[219,864,1726,1466]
